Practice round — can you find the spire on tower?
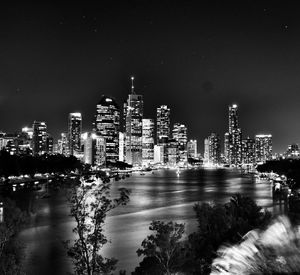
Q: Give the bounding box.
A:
[131,76,135,94]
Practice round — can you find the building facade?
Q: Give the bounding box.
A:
[225,104,242,166]
[255,134,272,163]
[94,96,120,162]
[83,132,106,167]
[125,77,143,166]
[32,121,48,156]
[187,139,197,159]
[68,113,82,155]
[172,123,188,164]
[157,105,170,143]
[142,118,154,165]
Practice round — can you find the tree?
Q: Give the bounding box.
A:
[135,221,186,275]
[65,180,130,275]
[187,194,271,274]
[0,197,27,275]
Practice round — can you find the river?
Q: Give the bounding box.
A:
[16,168,282,274]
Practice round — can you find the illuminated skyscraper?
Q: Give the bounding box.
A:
[32,121,47,156]
[58,132,69,156]
[157,105,170,143]
[204,133,221,165]
[82,132,106,167]
[255,134,272,163]
[68,113,82,155]
[94,95,120,162]
[172,123,187,163]
[119,132,125,162]
[125,77,143,166]
[241,137,255,165]
[142,119,154,165]
[167,138,179,166]
[187,139,197,159]
[225,104,242,166]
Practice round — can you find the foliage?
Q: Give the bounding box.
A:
[187,194,271,274]
[65,180,130,275]
[0,150,82,178]
[135,221,186,275]
[0,197,27,275]
[211,215,300,274]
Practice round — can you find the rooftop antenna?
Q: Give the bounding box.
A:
[131,76,135,94]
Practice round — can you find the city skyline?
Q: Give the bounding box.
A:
[1,1,300,153]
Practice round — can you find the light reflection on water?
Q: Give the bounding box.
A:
[18,168,275,274]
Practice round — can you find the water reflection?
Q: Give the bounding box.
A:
[17,168,277,274]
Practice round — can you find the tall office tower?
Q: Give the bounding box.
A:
[187,139,197,159]
[46,134,53,154]
[205,133,221,165]
[83,132,106,166]
[68,113,82,155]
[224,132,230,162]
[172,123,188,163]
[118,132,125,162]
[255,134,272,163]
[241,137,256,165]
[154,145,164,164]
[167,139,179,166]
[32,121,47,156]
[226,104,242,166]
[142,119,155,165]
[94,95,120,163]
[204,138,210,163]
[125,77,143,166]
[157,105,170,143]
[58,132,69,156]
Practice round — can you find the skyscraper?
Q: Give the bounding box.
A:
[83,132,106,167]
[32,121,47,156]
[94,95,120,162]
[157,105,170,143]
[172,123,188,164]
[125,77,143,166]
[68,113,82,155]
[241,137,256,165]
[204,133,221,165]
[142,118,154,165]
[58,132,69,156]
[225,104,242,166]
[255,134,272,163]
[187,139,197,159]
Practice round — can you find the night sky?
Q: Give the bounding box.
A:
[0,1,299,153]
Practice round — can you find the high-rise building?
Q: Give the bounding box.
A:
[154,145,164,164]
[32,121,47,156]
[125,77,143,166]
[167,138,179,166]
[58,132,69,156]
[255,134,272,163]
[204,133,221,165]
[94,95,120,163]
[172,123,187,164]
[83,132,106,167]
[241,137,255,165]
[157,105,170,143]
[119,132,125,162]
[187,139,197,159]
[225,104,242,166]
[142,119,154,165]
[68,113,82,155]
[46,134,53,154]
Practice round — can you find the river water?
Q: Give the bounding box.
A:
[16,168,282,274]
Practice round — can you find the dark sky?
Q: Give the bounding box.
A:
[0,1,299,153]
